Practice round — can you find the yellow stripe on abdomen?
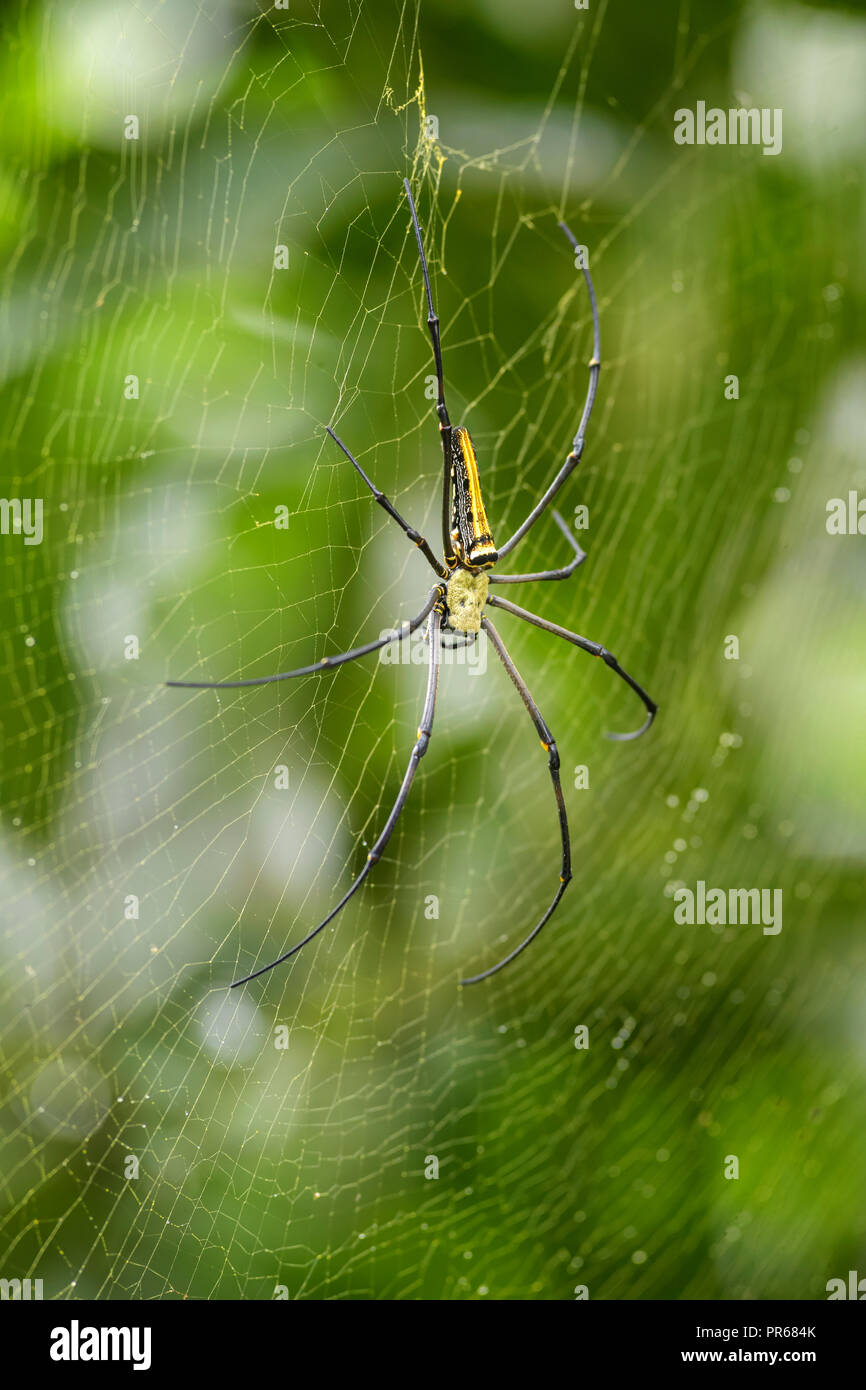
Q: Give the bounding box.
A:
[452,426,498,567]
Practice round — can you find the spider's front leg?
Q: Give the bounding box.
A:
[459,617,572,984]
[230,607,444,987]
[166,586,443,689]
[487,594,658,741]
[488,510,586,585]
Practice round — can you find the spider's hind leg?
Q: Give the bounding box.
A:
[496,220,601,561]
[326,426,447,580]
[403,179,457,568]
[488,510,586,586]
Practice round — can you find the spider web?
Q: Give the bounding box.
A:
[1,0,865,1301]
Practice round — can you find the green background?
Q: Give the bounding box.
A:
[1,0,864,1299]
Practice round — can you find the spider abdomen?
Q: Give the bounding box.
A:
[450,426,498,569]
[445,569,489,634]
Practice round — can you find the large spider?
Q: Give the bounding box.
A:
[168,180,657,988]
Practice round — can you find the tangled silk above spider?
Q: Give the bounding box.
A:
[168,179,658,989]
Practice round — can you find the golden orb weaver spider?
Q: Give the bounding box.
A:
[167,179,658,988]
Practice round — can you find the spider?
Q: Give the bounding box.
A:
[168,180,657,989]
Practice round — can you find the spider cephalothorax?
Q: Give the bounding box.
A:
[168,178,658,991]
[444,568,489,634]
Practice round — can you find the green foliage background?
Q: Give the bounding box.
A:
[1,0,864,1299]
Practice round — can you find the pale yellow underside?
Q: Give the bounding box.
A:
[446,569,489,633]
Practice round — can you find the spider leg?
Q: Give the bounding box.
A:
[166,586,442,689]
[497,222,601,561]
[460,617,571,985]
[231,608,443,987]
[325,427,447,579]
[488,510,586,585]
[486,594,657,741]
[403,179,456,567]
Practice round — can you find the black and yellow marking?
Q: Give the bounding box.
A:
[450,426,498,569]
